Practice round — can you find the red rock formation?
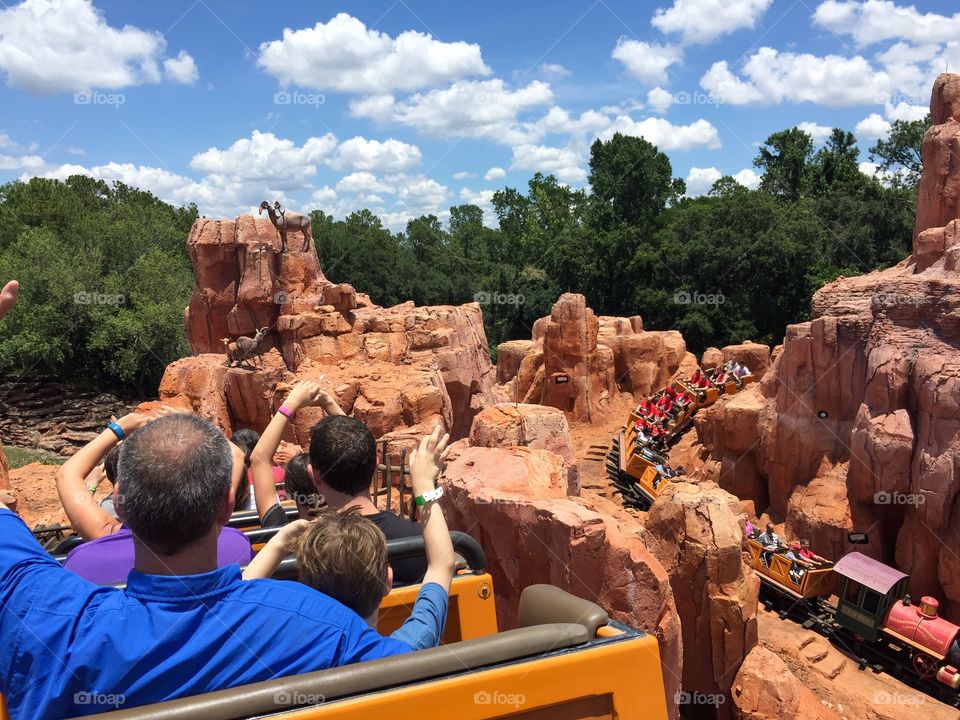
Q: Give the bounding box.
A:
[694,73,960,618]
[162,216,496,442]
[645,482,759,714]
[498,294,696,416]
[468,403,578,490]
[439,444,684,713]
[732,647,841,720]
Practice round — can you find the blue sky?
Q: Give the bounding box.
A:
[0,0,956,229]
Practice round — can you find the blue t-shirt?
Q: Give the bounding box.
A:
[389,582,449,651]
[0,509,412,720]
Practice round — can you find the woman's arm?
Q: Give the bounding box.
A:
[55,412,156,540]
[250,380,345,522]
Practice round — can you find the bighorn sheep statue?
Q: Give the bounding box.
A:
[258,200,312,252]
[222,327,270,369]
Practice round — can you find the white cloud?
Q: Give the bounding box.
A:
[652,0,773,44]
[685,166,723,196]
[67,146,85,155]
[336,171,390,194]
[257,13,490,93]
[328,137,421,173]
[884,101,928,122]
[510,144,586,182]
[453,171,475,180]
[362,79,554,144]
[310,186,337,205]
[813,0,960,46]
[732,168,761,188]
[0,152,46,171]
[685,165,761,195]
[0,0,192,93]
[348,94,396,119]
[700,48,891,106]
[599,116,721,151]
[540,63,571,77]
[189,130,338,189]
[647,86,674,114]
[796,121,833,143]
[163,50,199,84]
[855,113,891,139]
[484,166,506,181]
[699,61,765,104]
[611,39,682,85]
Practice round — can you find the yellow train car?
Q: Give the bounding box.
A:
[746,538,836,600]
[609,368,757,510]
[64,585,668,720]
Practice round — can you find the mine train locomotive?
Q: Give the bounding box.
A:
[606,360,755,508]
[746,523,960,703]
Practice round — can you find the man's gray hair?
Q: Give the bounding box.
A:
[116,413,232,555]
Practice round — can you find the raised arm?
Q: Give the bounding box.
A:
[0,280,17,513]
[251,380,344,522]
[409,426,455,592]
[55,412,157,540]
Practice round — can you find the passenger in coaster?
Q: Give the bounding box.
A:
[1,412,414,720]
[55,409,252,585]
[251,380,344,528]
[785,543,817,584]
[247,426,455,651]
[757,522,786,567]
[798,538,829,567]
[230,428,260,511]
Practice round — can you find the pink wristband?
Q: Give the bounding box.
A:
[278,406,296,421]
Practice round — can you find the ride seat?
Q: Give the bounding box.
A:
[78,624,590,720]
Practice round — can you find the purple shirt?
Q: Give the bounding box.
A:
[63,527,253,585]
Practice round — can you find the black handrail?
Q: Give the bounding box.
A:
[226,506,298,529]
[268,531,487,580]
[56,529,487,580]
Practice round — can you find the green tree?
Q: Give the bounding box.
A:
[869,115,930,189]
[754,127,815,200]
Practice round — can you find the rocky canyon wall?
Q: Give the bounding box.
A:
[695,73,960,620]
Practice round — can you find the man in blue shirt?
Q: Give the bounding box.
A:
[0,412,412,720]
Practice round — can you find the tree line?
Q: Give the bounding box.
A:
[0,118,926,396]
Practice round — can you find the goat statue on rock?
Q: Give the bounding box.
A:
[222,327,270,370]
[258,200,312,253]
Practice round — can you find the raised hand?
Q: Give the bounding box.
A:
[283,378,344,416]
[0,280,19,320]
[409,424,451,496]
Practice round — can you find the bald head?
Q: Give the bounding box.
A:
[116,413,232,555]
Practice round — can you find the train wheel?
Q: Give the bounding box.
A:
[912,652,938,679]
